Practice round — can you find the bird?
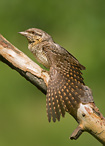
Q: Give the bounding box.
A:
[19,28,94,122]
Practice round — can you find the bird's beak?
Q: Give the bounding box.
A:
[18,31,28,36]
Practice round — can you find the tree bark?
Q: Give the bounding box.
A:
[0,34,105,145]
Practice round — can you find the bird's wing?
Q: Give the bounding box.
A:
[43,45,86,122]
[46,66,66,122]
[46,63,85,122]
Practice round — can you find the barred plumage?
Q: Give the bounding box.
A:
[19,28,94,122]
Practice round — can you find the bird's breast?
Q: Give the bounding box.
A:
[28,43,50,68]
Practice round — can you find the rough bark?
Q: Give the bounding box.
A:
[0,34,105,145]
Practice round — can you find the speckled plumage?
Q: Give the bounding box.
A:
[19,28,94,122]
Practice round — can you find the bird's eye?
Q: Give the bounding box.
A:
[31,31,35,34]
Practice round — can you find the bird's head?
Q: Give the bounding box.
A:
[19,28,52,44]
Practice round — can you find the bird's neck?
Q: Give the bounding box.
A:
[28,42,50,68]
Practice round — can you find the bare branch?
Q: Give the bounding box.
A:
[77,103,105,145]
[0,34,105,145]
[0,34,50,94]
[70,125,83,140]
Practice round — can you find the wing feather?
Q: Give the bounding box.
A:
[45,45,87,121]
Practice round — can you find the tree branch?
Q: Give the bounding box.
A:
[0,34,50,94]
[0,34,105,145]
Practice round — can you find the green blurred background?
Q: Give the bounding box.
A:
[0,0,105,145]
